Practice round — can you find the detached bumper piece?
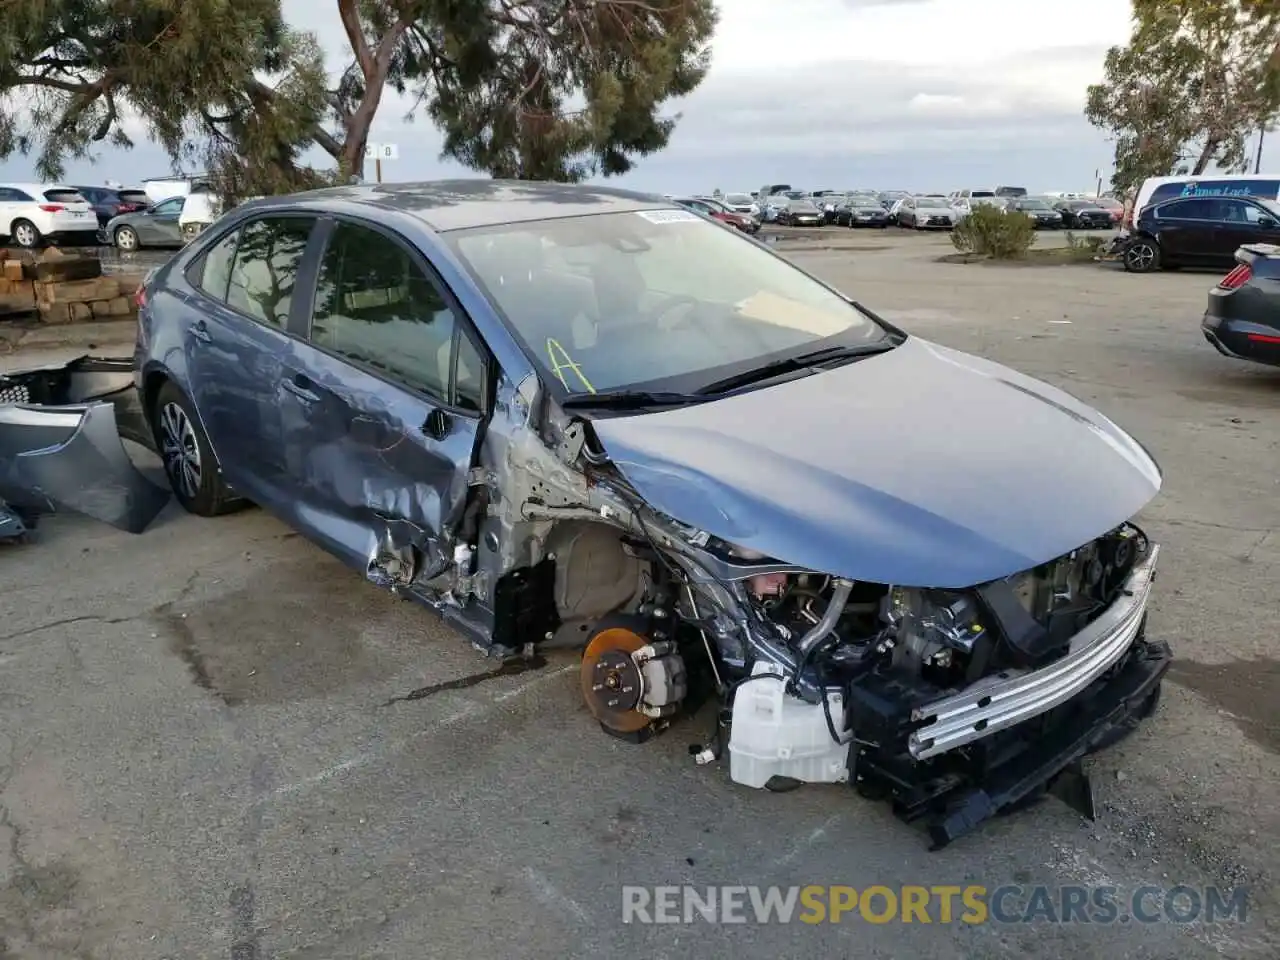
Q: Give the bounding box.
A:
[847,547,1169,849]
[0,356,168,536]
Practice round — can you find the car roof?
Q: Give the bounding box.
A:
[243,179,669,232]
[0,182,78,192]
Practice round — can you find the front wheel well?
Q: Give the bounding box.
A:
[141,370,171,422]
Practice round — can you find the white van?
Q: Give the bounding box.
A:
[1130,174,1280,226]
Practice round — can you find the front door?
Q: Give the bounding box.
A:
[280,218,488,575]
[1213,199,1280,261]
[140,197,186,246]
[181,214,319,505]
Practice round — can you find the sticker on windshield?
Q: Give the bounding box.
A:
[636,209,701,224]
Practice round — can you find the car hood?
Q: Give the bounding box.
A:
[590,336,1161,588]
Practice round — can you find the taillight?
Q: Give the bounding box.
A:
[1218,264,1252,290]
[38,204,64,213]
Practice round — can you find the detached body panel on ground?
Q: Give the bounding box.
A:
[0,356,168,538]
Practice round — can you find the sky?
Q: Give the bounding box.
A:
[1,0,1140,195]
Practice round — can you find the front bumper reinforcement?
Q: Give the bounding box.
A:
[910,545,1159,760]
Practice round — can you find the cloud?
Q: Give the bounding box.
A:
[2,0,1131,194]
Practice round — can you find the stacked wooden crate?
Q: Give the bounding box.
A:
[0,253,36,315]
[0,248,141,323]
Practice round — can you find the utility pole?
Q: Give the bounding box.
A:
[1255,128,1266,174]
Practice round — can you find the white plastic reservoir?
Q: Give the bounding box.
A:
[728,661,851,788]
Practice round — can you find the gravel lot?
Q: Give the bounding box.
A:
[1,233,1277,959]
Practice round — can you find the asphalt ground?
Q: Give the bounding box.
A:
[1,233,1276,959]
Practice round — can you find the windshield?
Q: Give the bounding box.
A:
[450,210,886,395]
[1017,199,1052,210]
[725,193,752,204]
[917,198,950,208]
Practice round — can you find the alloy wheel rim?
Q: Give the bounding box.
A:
[1127,243,1154,269]
[117,229,137,250]
[14,224,35,246]
[159,402,201,499]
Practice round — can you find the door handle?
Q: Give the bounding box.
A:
[190,320,212,343]
[423,408,452,441]
[281,373,320,404]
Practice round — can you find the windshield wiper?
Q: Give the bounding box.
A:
[694,341,897,396]
[559,389,706,410]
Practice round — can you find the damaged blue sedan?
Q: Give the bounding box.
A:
[132,180,1169,847]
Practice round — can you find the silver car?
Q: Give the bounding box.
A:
[896,196,955,229]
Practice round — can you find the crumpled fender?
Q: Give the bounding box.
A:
[0,401,170,534]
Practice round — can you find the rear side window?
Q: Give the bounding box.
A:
[310,221,468,405]
[118,190,150,205]
[43,189,87,204]
[191,229,242,302]
[226,217,315,328]
[1155,198,1216,220]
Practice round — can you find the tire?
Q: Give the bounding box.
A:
[151,381,238,517]
[1123,237,1160,273]
[10,219,41,248]
[114,225,139,252]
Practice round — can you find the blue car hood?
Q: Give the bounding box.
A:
[590,337,1161,588]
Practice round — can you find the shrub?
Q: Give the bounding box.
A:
[951,205,1036,259]
[1062,231,1106,261]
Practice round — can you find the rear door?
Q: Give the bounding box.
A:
[279,218,488,574]
[1151,198,1217,263]
[182,214,320,505]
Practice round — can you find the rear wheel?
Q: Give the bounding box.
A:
[114,225,139,251]
[152,381,238,517]
[11,219,40,248]
[1123,237,1160,273]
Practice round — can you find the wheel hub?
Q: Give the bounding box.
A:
[580,627,652,734]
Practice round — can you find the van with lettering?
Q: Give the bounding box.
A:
[1130,175,1280,226]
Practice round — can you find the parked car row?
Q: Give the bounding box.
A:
[0,178,227,251]
[710,186,1127,233]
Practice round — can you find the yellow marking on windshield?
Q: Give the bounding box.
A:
[546,337,595,393]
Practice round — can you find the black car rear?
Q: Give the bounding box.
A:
[74,186,150,229]
[1202,244,1280,367]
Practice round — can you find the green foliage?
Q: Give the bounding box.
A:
[1062,231,1107,261]
[410,0,719,181]
[1085,0,1280,194]
[950,206,1037,260]
[0,0,719,195]
[0,0,305,179]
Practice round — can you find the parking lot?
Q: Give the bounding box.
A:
[2,233,1277,959]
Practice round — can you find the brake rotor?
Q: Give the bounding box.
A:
[581,626,651,734]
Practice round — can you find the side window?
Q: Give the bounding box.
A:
[1157,199,1213,220]
[454,331,486,413]
[1243,203,1277,224]
[9,189,33,202]
[311,222,462,404]
[226,217,314,328]
[0,188,15,201]
[154,197,185,216]
[191,228,241,302]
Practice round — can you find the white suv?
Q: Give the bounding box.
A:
[0,183,99,248]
